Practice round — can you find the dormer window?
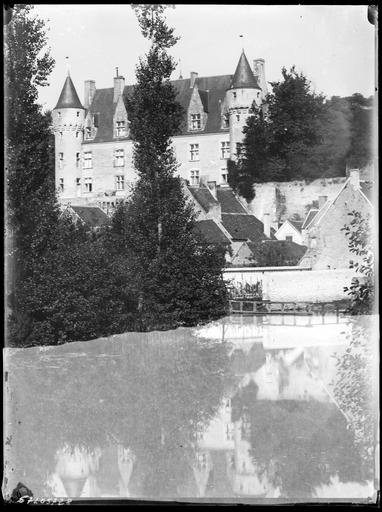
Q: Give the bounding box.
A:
[115,120,126,137]
[190,113,201,130]
[85,126,92,140]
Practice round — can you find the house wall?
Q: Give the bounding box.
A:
[248,178,347,225]
[300,184,372,270]
[275,223,303,245]
[223,267,357,302]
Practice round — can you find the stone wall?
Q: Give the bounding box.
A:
[248,178,347,225]
[223,267,355,302]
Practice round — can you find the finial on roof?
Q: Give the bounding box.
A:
[178,58,183,80]
[115,66,119,78]
[65,56,70,76]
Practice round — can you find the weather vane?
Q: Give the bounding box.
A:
[239,34,244,52]
[65,56,70,76]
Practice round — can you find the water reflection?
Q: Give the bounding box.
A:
[4,314,378,502]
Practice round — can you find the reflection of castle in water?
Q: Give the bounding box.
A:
[37,315,353,499]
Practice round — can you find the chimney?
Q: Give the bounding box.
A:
[349,169,360,190]
[253,58,267,95]
[190,72,198,88]
[207,181,217,199]
[318,195,328,209]
[263,213,271,238]
[113,73,125,103]
[84,80,96,109]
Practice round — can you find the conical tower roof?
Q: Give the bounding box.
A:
[230,50,259,89]
[55,74,84,110]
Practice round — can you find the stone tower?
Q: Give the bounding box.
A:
[52,73,85,200]
[226,51,262,160]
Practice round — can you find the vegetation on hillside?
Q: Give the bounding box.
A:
[228,67,374,201]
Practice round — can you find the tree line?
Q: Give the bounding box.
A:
[228,67,374,201]
[5,5,228,347]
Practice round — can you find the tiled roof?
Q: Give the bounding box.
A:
[194,219,230,245]
[221,214,268,242]
[302,209,319,230]
[55,75,84,110]
[216,188,248,213]
[188,186,219,212]
[230,51,260,90]
[83,74,235,143]
[71,206,110,228]
[248,240,308,266]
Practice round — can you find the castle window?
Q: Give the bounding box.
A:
[115,175,125,191]
[83,151,92,169]
[221,168,228,184]
[58,112,61,118]
[221,141,230,159]
[77,111,80,117]
[189,143,199,161]
[76,131,80,138]
[114,149,125,167]
[85,126,92,140]
[233,92,237,99]
[115,121,126,137]
[190,169,199,186]
[76,152,80,168]
[84,177,93,193]
[59,132,63,139]
[222,114,229,128]
[59,152,64,169]
[76,178,81,187]
[236,114,240,122]
[190,113,201,130]
[225,423,234,441]
[59,177,64,192]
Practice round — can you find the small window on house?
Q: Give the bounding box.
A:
[59,152,64,169]
[285,236,293,242]
[76,152,80,167]
[189,143,199,161]
[190,169,200,186]
[236,114,240,122]
[221,168,228,184]
[233,92,237,99]
[115,120,126,137]
[59,177,64,192]
[83,151,92,169]
[76,111,80,117]
[76,131,80,138]
[76,178,81,187]
[225,423,234,441]
[190,113,201,130]
[84,177,93,193]
[115,175,125,191]
[85,126,92,140]
[221,141,230,159]
[114,148,125,167]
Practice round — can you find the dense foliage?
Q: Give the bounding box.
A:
[228,66,374,201]
[118,4,228,330]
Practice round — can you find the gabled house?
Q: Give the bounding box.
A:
[61,205,110,231]
[299,170,372,270]
[274,218,304,245]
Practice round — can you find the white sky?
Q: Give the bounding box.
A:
[32,4,376,111]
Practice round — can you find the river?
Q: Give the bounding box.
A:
[3,313,379,503]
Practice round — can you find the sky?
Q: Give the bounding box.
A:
[32,4,376,111]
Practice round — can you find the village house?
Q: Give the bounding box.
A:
[274,218,304,245]
[60,204,110,231]
[299,169,373,270]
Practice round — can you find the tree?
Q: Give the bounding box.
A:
[115,4,228,330]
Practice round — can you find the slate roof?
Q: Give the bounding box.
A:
[71,206,110,228]
[194,219,231,245]
[83,74,236,143]
[188,186,219,212]
[216,188,248,214]
[302,209,319,230]
[230,50,260,90]
[55,75,84,110]
[221,214,268,242]
[248,240,308,267]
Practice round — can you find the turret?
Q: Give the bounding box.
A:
[52,73,85,200]
[225,51,262,159]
